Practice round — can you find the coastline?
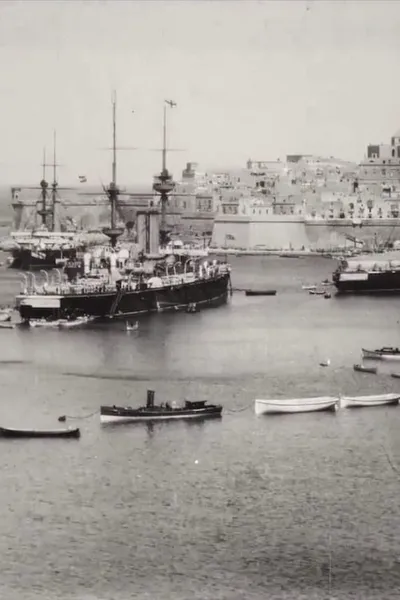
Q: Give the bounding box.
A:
[210,247,337,258]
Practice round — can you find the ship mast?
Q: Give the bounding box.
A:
[103,90,124,248]
[37,147,50,228]
[153,99,176,246]
[50,130,58,231]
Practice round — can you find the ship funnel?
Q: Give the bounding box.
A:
[146,389,155,408]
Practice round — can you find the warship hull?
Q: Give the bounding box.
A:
[16,273,230,321]
[9,248,78,271]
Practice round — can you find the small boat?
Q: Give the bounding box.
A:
[320,359,331,367]
[362,347,400,360]
[28,319,61,328]
[254,396,339,416]
[341,393,400,408]
[100,390,222,423]
[391,373,400,379]
[302,285,316,291]
[245,289,277,296]
[0,309,12,323]
[309,290,325,296]
[353,363,377,374]
[58,316,94,329]
[324,292,331,299]
[126,320,139,331]
[186,303,198,313]
[0,426,80,438]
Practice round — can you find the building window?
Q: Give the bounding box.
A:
[382,169,386,175]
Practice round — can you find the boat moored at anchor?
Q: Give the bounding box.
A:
[100,390,223,423]
[14,94,232,323]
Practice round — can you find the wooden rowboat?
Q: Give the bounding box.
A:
[245,290,277,297]
[0,426,80,439]
[254,396,339,416]
[353,364,377,374]
[341,393,400,408]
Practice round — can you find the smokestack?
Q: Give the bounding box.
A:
[146,389,155,408]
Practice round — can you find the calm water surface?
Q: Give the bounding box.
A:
[1,254,400,599]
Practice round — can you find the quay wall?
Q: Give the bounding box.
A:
[212,217,400,250]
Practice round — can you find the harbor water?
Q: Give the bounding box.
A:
[1,253,400,599]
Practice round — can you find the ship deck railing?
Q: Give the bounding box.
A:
[19,267,228,297]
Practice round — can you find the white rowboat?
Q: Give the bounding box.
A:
[254,396,339,416]
[341,393,400,408]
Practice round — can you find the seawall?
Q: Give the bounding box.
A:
[212,217,400,251]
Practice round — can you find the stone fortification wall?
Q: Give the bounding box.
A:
[212,217,400,250]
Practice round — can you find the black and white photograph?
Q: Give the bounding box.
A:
[0,1,400,598]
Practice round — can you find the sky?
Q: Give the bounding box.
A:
[0,0,399,186]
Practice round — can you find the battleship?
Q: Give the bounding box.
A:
[6,135,93,270]
[15,95,232,322]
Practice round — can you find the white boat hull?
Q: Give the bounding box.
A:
[341,393,400,408]
[254,397,339,416]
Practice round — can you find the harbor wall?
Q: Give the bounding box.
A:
[304,220,400,249]
[249,218,308,250]
[212,217,400,250]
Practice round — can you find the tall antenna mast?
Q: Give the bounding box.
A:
[51,129,58,231]
[53,130,57,185]
[153,99,176,246]
[102,90,124,248]
[112,90,117,185]
[42,147,46,180]
[38,146,50,228]
[162,102,167,174]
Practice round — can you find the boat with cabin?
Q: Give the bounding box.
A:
[254,396,339,415]
[100,390,223,423]
[362,347,400,360]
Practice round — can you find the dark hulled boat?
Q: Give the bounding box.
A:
[14,96,232,322]
[0,426,80,438]
[8,136,87,271]
[333,256,400,294]
[100,390,223,423]
[353,363,377,374]
[15,254,231,321]
[245,289,276,296]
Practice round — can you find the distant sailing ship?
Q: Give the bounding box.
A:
[8,135,89,270]
[15,94,232,322]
